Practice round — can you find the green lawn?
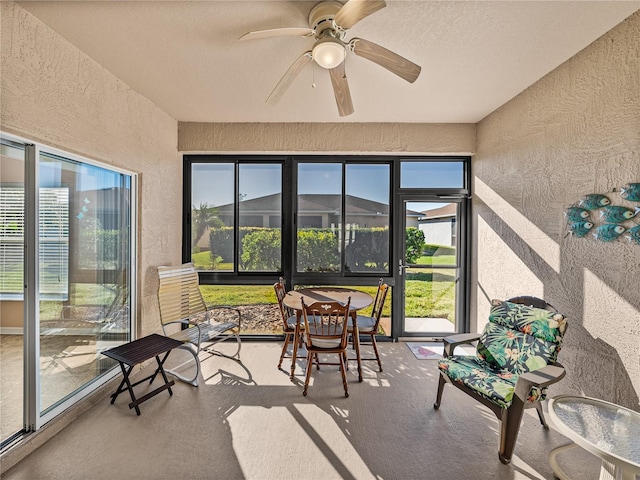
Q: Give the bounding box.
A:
[198,272,454,320]
[191,251,232,270]
[193,248,455,321]
[199,284,389,316]
[405,268,456,322]
[415,255,456,266]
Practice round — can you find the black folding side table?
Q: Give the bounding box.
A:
[102,334,183,415]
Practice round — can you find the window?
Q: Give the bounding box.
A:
[186,157,394,278]
[296,161,391,275]
[190,163,235,271]
[296,163,342,273]
[400,161,465,189]
[345,164,390,273]
[188,160,283,273]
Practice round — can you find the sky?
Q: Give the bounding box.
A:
[191,161,463,212]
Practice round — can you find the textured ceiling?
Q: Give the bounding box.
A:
[17,1,640,123]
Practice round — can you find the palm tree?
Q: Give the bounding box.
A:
[191,203,223,248]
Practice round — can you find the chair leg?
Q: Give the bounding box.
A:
[339,352,349,398]
[278,332,291,369]
[535,402,548,428]
[290,322,300,378]
[370,334,383,372]
[434,373,446,409]
[303,352,313,396]
[499,397,526,464]
[165,344,200,387]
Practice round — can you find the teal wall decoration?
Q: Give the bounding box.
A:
[566,182,640,245]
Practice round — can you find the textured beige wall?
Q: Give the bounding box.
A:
[179,122,475,154]
[474,12,640,409]
[0,2,181,337]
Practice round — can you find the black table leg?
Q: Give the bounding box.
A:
[155,352,174,396]
[111,362,141,415]
[148,350,172,387]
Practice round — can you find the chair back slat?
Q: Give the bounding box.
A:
[370,280,389,327]
[302,298,351,350]
[157,263,207,326]
[274,278,295,327]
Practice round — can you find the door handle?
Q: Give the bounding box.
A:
[399,260,406,276]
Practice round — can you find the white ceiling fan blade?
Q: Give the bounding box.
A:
[350,38,421,83]
[239,27,314,41]
[334,0,386,30]
[266,52,313,105]
[329,62,354,117]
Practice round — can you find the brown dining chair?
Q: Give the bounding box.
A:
[273,278,304,371]
[346,279,389,372]
[301,298,351,397]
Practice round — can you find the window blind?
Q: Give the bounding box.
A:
[0,186,69,299]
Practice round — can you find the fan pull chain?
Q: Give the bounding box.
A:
[312,62,316,89]
[343,54,347,80]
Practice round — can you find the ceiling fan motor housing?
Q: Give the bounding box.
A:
[309,1,345,38]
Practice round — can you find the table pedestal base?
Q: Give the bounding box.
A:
[550,442,639,480]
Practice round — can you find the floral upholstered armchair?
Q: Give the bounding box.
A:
[434,297,568,464]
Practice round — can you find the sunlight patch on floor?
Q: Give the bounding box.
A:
[227,404,376,480]
[510,454,547,479]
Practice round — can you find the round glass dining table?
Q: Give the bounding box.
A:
[282,287,373,382]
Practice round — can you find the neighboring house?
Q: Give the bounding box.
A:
[217,193,391,229]
[418,203,457,247]
[196,193,421,249]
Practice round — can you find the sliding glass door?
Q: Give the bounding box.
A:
[0,140,26,444]
[0,135,136,447]
[37,151,133,416]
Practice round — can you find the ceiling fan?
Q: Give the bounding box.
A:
[239,0,421,117]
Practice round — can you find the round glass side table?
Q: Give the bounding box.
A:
[548,395,640,480]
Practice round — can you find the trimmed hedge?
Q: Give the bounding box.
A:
[344,227,388,272]
[241,228,281,271]
[209,226,416,272]
[296,229,340,272]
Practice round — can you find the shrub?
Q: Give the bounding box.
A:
[241,229,281,271]
[209,227,234,263]
[345,227,389,271]
[297,229,340,272]
[405,227,425,264]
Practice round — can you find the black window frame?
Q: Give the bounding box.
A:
[183,154,470,289]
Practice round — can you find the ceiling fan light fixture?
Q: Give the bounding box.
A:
[312,38,345,69]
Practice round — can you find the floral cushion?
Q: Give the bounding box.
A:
[476,322,560,375]
[489,299,567,345]
[438,299,568,408]
[438,356,546,408]
[476,300,567,371]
